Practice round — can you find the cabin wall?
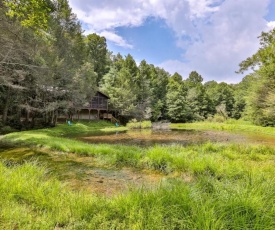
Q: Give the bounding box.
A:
[78,110,98,120]
[91,93,108,110]
[57,92,110,122]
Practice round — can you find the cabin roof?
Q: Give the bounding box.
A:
[96,91,110,99]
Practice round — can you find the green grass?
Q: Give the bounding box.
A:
[1,121,275,229]
[171,120,275,136]
[1,157,275,229]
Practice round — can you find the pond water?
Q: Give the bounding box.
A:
[78,129,275,147]
[1,128,275,196]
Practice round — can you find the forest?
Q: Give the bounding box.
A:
[1,0,275,133]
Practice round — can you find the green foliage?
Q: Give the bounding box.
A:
[4,0,53,31]
[126,119,152,129]
[185,70,203,88]
[86,33,109,84]
[238,28,275,126]
[141,120,152,129]
[0,126,17,134]
[100,66,136,116]
[207,114,227,123]
[166,77,191,122]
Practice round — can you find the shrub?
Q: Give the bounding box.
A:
[126,120,152,129]
[0,126,17,134]
[126,119,140,129]
[141,120,152,129]
[207,114,227,123]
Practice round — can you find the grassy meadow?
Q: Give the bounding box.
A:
[1,121,275,229]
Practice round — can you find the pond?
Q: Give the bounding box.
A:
[78,129,275,147]
[1,128,275,197]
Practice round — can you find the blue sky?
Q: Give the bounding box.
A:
[107,17,184,64]
[69,0,275,83]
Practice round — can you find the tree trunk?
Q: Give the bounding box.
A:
[2,93,11,125]
[2,102,9,125]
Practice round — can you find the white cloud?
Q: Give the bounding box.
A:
[181,0,271,82]
[187,0,221,18]
[99,31,134,49]
[161,0,271,82]
[68,0,272,82]
[267,21,275,29]
[68,0,218,39]
[158,59,191,77]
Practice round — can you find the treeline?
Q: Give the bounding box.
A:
[0,0,274,131]
[100,57,247,123]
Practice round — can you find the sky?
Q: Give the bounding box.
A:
[68,0,275,83]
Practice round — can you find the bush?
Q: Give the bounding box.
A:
[207,114,227,123]
[141,120,152,129]
[0,126,17,134]
[126,119,152,129]
[126,119,140,129]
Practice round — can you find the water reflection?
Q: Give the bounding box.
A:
[78,129,247,146]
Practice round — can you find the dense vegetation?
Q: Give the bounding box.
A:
[1,122,275,229]
[1,0,275,133]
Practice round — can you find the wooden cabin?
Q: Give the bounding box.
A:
[76,91,110,120]
[57,91,119,123]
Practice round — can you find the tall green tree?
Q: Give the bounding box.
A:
[134,60,152,120]
[3,0,53,31]
[86,33,109,84]
[149,66,169,121]
[166,74,190,122]
[238,28,275,126]
[100,66,136,116]
[205,81,235,118]
[185,71,211,120]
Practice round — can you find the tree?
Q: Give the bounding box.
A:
[184,71,211,121]
[205,81,235,118]
[185,71,203,88]
[149,66,169,120]
[124,54,139,79]
[86,33,109,84]
[0,6,44,125]
[232,74,255,119]
[135,60,152,120]
[171,72,182,84]
[0,0,98,128]
[100,66,136,116]
[166,77,190,122]
[238,28,275,126]
[3,0,54,31]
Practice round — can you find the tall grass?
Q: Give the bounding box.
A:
[1,121,275,228]
[1,161,275,229]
